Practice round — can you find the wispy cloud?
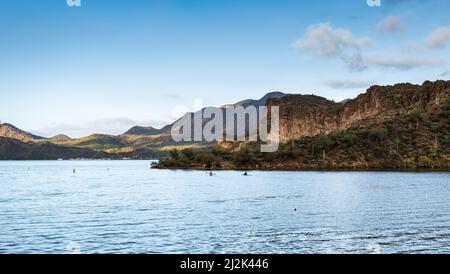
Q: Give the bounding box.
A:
[377,15,405,33]
[426,26,450,48]
[292,23,373,71]
[324,79,374,89]
[365,54,446,70]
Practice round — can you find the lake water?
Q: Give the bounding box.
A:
[0,160,449,254]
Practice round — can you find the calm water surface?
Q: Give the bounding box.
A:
[0,160,449,254]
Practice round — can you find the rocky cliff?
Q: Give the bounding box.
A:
[268,80,450,142]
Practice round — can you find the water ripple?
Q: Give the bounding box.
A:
[0,161,449,253]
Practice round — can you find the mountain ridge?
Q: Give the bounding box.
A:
[0,92,288,159]
[1,81,449,166]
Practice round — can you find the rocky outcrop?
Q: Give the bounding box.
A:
[268,80,450,142]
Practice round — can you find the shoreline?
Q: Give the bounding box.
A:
[1,159,448,172]
[151,166,450,173]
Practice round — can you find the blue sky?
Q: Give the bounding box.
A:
[1,0,450,137]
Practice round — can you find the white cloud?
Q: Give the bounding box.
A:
[426,26,450,48]
[292,23,373,56]
[365,54,445,70]
[324,79,374,89]
[378,15,405,33]
[292,23,373,71]
[293,23,447,72]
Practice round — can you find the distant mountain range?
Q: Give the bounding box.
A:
[0,92,289,160]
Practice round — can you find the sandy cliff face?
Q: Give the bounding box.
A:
[268,80,450,142]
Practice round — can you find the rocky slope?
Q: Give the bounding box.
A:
[268,81,450,142]
[0,123,44,143]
